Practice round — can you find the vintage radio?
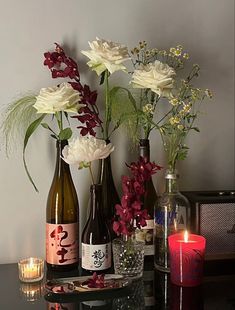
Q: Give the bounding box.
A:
[181,190,235,275]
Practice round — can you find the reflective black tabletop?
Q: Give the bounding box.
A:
[0,262,235,309]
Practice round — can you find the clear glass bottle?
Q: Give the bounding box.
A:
[46,140,79,272]
[154,170,190,272]
[135,139,158,258]
[81,184,111,274]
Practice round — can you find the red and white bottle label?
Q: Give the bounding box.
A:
[135,219,154,256]
[46,223,79,265]
[82,243,111,270]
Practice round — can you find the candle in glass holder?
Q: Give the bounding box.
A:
[168,231,206,287]
[18,257,44,282]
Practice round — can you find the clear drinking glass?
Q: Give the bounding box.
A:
[112,236,144,279]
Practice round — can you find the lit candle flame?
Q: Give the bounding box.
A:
[29,257,34,268]
[184,230,189,242]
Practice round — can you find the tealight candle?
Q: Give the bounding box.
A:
[18,257,44,283]
[168,231,206,287]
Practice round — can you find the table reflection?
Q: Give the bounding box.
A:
[47,302,79,310]
[112,279,145,309]
[155,270,170,309]
[143,269,155,307]
[44,264,205,309]
[170,284,203,310]
[19,281,44,302]
[81,300,112,309]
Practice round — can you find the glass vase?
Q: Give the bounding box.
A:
[154,169,190,272]
[112,235,144,279]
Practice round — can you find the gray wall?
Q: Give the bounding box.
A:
[0,0,234,263]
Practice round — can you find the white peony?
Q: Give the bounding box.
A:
[33,82,82,114]
[81,37,130,75]
[62,136,114,166]
[131,60,176,98]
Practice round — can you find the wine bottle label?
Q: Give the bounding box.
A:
[46,223,79,265]
[81,243,111,270]
[176,208,187,231]
[135,219,154,256]
[141,219,154,230]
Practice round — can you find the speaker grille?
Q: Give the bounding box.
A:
[200,203,235,255]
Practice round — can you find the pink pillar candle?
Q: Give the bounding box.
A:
[168,232,206,287]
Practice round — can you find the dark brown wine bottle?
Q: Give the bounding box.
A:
[46,140,79,271]
[81,184,111,273]
[97,140,120,239]
[135,139,158,257]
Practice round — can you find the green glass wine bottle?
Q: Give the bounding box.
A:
[46,140,79,271]
[81,184,111,274]
[97,140,120,239]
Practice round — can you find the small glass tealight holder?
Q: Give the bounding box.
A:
[18,257,44,283]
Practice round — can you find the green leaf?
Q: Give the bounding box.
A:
[177,148,189,161]
[23,114,45,192]
[110,86,137,110]
[100,71,106,85]
[41,123,50,129]
[59,128,72,141]
[1,95,37,156]
[191,127,200,132]
[41,123,59,139]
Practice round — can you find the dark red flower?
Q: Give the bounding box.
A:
[113,157,162,236]
[82,272,105,288]
[43,43,102,137]
[44,43,80,80]
[128,157,162,182]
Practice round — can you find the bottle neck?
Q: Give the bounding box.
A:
[89,184,102,220]
[55,140,70,174]
[165,175,179,193]
[139,138,150,161]
[97,140,113,183]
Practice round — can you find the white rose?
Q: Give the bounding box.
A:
[33,82,82,114]
[131,60,176,98]
[81,37,130,75]
[62,136,114,166]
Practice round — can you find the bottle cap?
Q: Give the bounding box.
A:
[165,169,179,179]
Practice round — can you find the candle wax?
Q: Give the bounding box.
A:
[168,233,206,287]
[23,265,39,279]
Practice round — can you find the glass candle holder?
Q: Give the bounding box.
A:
[18,257,44,283]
